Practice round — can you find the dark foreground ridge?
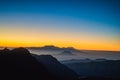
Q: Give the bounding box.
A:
[0,48,78,80]
[1,48,120,80]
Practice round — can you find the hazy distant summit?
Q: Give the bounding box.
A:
[60,50,74,55]
[27,45,81,52]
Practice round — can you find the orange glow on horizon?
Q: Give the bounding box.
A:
[0,39,120,51]
[0,26,120,51]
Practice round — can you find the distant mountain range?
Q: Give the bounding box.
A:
[27,45,82,53]
[27,45,120,53]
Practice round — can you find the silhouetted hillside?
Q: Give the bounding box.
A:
[0,48,78,80]
[33,54,78,80]
[1,47,119,80]
[0,48,50,80]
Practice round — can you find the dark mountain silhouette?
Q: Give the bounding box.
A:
[95,58,107,61]
[0,47,78,80]
[32,54,78,80]
[1,47,119,80]
[0,47,50,80]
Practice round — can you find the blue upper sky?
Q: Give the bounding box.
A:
[0,0,120,30]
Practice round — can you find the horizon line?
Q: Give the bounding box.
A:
[0,45,120,52]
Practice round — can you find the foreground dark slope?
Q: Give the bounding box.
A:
[0,48,78,80]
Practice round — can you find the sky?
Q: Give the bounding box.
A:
[0,0,120,51]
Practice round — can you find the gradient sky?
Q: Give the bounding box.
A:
[0,0,120,51]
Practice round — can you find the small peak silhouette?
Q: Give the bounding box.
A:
[11,47,30,55]
[0,48,10,53]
